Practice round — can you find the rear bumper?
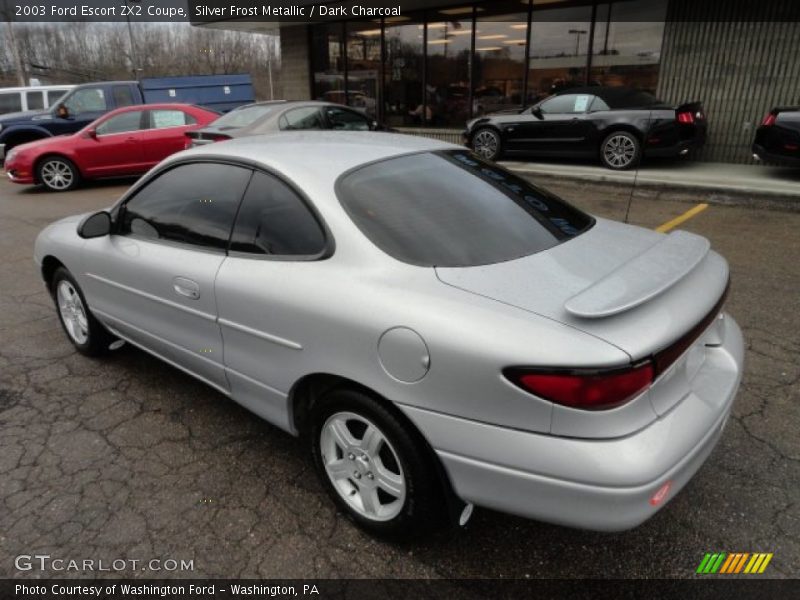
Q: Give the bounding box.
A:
[752,143,800,166]
[645,137,702,158]
[401,314,744,531]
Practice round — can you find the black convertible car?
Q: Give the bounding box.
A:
[752,107,800,166]
[464,86,706,170]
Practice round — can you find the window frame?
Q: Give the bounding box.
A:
[110,157,335,262]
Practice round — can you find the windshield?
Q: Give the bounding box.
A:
[337,150,594,267]
[211,104,278,128]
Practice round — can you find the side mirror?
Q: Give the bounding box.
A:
[83,128,97,139]
[531,106,544,119]
[78,211,112,239]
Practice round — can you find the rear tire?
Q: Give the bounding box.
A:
[310,388,445,540]
[471,127,503,161]
[51,267,114,356]
[37,156,81,191]
[600,131,641,170]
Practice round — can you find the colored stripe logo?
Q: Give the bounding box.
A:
[696,552,773,574]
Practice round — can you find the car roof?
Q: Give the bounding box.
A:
[554,86,661,106]
[173,131,457,189]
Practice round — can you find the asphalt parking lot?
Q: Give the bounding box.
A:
[0,171,797,580]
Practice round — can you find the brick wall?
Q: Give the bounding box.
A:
[279,25,311,101]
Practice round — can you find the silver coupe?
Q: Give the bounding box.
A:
[34,132,743,539]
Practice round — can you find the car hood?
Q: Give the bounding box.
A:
[0,109,52,124]
[12,134,73,153]
[435,218,729,360]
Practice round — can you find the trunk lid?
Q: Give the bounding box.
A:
[435,218,729,361]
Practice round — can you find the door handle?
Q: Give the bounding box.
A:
[173,277,200,300]
[125,137,137,143]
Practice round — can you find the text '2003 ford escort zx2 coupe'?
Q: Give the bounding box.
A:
[34,132,743,539]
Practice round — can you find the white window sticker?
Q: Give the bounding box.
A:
[574,95,590,112]
[152,110,185,128]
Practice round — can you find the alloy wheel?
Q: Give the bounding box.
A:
[57,280,89,345]
[319,411,406,521]
[603,134,637,168]
[473,129,499,159]
[41,160,74,190]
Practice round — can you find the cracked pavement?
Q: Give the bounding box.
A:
[0,172,797,579]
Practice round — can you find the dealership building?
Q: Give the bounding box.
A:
[205,0,800,164]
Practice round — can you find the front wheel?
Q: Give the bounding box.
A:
[471,127,502,161]
[310,388,445,540]
[37,156,81,191]
[600,131,641,170]
[52,267,114,356]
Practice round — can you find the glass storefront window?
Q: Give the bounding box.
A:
[426,9,473,127]
[473,1,530,116]
[591,0,667,93]
[528,1,594,103]
[346,22,382,117]
[384,16,425,127]
[312,24,345,103]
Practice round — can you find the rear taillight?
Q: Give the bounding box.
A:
[505,362,654,411]
[761,113,777,127]
[677,111,695,124]
[208,134,230,142]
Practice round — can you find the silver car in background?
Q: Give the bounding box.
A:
[34,132,743,539]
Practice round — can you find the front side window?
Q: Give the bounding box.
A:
[47,89,69,106]
[325,107,370,131]
[96,111,143,135]
[148,109,194,129]
[338,150,593,267]
[279,107,324,130]
[119,162,252,251]
[230,172,326,257]
[63,88,107,114]
[539,94,592,114]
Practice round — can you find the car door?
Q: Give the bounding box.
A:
[214,170,329,431]
[81,161,253,393]
[54,86,110,135]
[80,110,147,177]
[514,93,594,154]
[140,108,199,166]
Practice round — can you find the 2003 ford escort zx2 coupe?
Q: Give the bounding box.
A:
[34,132,743,539]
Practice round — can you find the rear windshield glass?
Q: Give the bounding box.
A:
[337,150,594,267]
[212,104,277,128]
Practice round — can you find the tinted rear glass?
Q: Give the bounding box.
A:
[213,104,278,128]
[337,151,594,267]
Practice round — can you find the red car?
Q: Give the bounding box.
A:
[4,103,218,191]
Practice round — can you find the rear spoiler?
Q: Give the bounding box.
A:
[564,231,711,319]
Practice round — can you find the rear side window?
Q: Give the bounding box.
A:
[325,106,370,131]
[230,171,326,257]
[26,91,45,110]
[120,163,252,251]
[148,109,194,128]
[214,104,278,128]
[0,93,22,113]
[113,85,136,108]
[337,151,593,267]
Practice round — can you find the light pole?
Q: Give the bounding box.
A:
[124,0,139,79]
[568,28,588,57]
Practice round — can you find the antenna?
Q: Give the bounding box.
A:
[624,107,652,224]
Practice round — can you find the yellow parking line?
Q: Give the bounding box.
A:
[655,203,709,233]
